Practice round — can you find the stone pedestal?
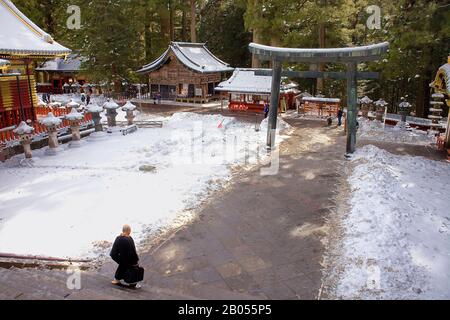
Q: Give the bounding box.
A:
[92,112,103,132]
[125,110,135,126]
[106,109,118,127]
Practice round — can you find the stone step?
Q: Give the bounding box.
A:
[8,267,74,298]
[0,268,63,300]
[28,267,196,300]
[1,265,264,300]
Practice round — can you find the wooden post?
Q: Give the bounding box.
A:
[346,62,358,154]
[267,59,283,149]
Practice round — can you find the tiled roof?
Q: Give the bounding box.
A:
[137,42,234,74]
[0,0,71,57]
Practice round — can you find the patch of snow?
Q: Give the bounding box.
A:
[39,112,62,127]
[360,96,373,105]
[358,119,435,145]
[334,145,450,299]
[0,112,290,259]
[65,108,84,121]
[86,104,103,113]
[13,121,34,135]
[122,101,137,111]
[103,100,119,110]
[67,99,80,108]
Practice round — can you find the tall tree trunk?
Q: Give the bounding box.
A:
[317,23,326,93]
[160,4,171,46]
[181,6,187,42]
[169,0,175,41]
[190,0,197,42]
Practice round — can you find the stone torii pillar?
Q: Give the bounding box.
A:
[249,42,389,154]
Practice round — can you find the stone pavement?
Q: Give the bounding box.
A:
[0,118,347,300]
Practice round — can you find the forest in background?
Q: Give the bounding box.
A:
[13,0,450,116]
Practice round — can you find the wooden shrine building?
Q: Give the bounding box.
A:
[215,68,298,113]
[35,54,86,94]
[0,0,71,129]
[137,42,234,103]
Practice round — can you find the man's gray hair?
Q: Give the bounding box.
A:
[122,225,131,233]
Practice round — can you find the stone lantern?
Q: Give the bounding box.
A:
[103,100,119,128]
[40,112,62,155]
[360,96,373,118]
[374,99,388,122]
[67,99,80,111]
[66,108,84,147]
[86,103,104,133]
[122,101,137,126]
[398,99,412,125]
[13,121,34,159]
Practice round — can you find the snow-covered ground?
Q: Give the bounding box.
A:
[0,112,291,259]
[333,145,450,299]
[358,118,437,145]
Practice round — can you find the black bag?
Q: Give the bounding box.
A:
[123,266,144,284]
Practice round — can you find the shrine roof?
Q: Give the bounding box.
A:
[137,42,234,74]
[0,0,71,58]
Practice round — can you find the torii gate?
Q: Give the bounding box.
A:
[249,42,389,154]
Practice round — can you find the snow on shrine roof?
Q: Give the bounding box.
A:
[302,96,341,103]
[439,63,450,93]
[36,54,83,72]
[215,68,273,94]
[0,58,10,67]
[0,0,71,58]
[137,42,234,74]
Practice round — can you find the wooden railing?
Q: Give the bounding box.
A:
[0,113,93,145]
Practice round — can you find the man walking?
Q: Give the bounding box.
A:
[337,108,344,126]
[264,103,269,119]
[110,225,143,289]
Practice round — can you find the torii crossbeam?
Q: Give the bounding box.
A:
[249,42,389,154]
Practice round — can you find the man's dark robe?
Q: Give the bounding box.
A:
[110,235,139,281]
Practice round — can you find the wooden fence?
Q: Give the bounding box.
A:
[0,112,93,145]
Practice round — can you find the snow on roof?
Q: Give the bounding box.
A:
[13,121,34,135]
[439,63,450,93]
[103,100,119,109]
[360,96,373,104]
[0,58,10,67]
[432,93,445,99]
[65,108,84,121]
[215,68,273,94]
[0,0,71,57]
[39,112,62,127]
[36,54,83,72]
[122,101,137,111]
[302,96,341,103]
[295,92,313,99]
[86,104,103,113]
[137,42,234,74]
[67,99,80,107]
[375,99,388,107]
